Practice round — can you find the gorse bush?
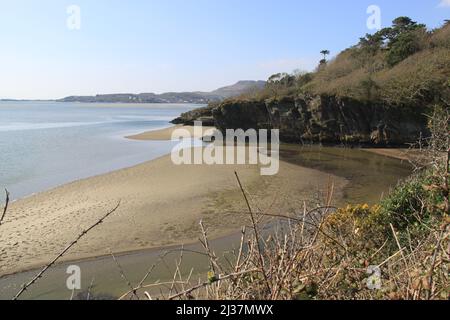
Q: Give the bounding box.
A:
[378,171,445,231]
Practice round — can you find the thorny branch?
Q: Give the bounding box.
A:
[234,171,271,295]
[0,189,10,226]
[13,202,121,300]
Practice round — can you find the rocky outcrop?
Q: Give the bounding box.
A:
[173,95,430,146]
[212,100,271,131]
[171,106,216,126]
[220,96,429,145]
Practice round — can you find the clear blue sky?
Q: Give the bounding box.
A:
[0,0,448,99]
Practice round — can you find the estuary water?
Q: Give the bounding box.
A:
[0,101,198,200]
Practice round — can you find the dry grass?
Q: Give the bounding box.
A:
[375,48,450,106]
[249,21,450,107]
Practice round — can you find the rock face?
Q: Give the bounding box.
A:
[174,95,430,146]
[171,106,216,126]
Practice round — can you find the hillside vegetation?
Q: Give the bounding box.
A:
[247,18,450,107]
[174,18,449,146]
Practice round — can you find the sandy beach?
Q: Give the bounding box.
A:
[0,128,348,276]
[362,148,428,163]
[126,125,216,141]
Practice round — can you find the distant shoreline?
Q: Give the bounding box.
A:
[0,99,55,102]
[0,80,266,104]
[0,99,203,104]
[126,125,215,141]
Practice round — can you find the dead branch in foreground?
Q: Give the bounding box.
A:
[13,202,121,300]
[117,247,211,300]
[167,269,260,300]
[0,189,10,226]
[117,154,448,300]
[110,251,140,300]
[115,173,341,300]
[234,171,271,295]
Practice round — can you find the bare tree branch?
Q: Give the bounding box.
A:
[13,202,121,300]
[110,251,139,300]
[168,269,259,300]
[86,277,95,301]
[234,171,271,295]
[0,189,10,226]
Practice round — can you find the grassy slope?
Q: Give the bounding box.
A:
[242,22,450,109]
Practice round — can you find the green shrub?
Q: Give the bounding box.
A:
[379,171,441,230]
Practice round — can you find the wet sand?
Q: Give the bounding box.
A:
[126,125,216,141]
[0,147,347,277]
[362,148,413,162]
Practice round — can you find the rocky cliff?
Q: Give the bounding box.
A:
[174,95,430,146]
[171,105,216,126]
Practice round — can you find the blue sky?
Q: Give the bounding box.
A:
[0,0,448,99]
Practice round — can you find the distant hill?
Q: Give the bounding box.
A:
[210,80,266,98]
[57,80,266,104]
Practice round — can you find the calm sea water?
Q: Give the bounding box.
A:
[0,101,199,200]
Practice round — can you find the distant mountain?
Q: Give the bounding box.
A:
[57,81,266,104]
[58,92,215,104]
[210,80,266,98]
